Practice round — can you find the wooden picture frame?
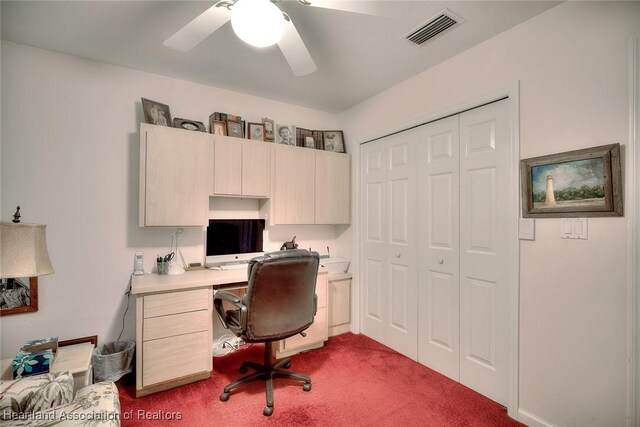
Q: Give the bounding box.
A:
[227,121,244,138]
[141,98,172,127]
[262,118,275,142]
[0,277,38,316]
[520,143,623,218]
[248,123,266,141]
[322,130,345,153]
[210,120,227,136]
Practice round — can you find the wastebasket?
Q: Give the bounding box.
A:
[91,341,135,382]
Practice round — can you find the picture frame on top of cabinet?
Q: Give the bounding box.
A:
[248,123,265,141]
[211,120,227,136]
[0,277,38,316]
[262,118,275,141]
[276,124,296,146]
[141,98,172,127]
[322,130,345,153]
[227,121,244,138]
[520,143,623,218]
[296,127,315,148]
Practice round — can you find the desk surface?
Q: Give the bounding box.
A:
[132,268,248,295]
[132,265,329,295]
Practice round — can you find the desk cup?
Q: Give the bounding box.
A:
[157,261,169,275]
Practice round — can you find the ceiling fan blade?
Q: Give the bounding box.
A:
[163,2,231,52]
[278,16,317,76]
[300,0,385,16]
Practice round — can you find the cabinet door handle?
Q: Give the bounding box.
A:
[396,252,401,258]
[438,257,444,264]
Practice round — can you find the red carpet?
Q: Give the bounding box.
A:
[118,333,522,426]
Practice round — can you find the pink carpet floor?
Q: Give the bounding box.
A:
[118,333,522,426]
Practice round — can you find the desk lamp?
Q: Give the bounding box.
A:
[168,228,185,275]
[0,207,54,279]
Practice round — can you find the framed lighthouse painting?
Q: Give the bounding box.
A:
[520,143,623,218]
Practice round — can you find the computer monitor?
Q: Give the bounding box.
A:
[205,219,265,266]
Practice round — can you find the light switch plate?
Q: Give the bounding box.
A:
[519,218,535,240]
[560,218,588,239]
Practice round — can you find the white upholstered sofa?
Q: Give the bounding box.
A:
[0,371,120,426]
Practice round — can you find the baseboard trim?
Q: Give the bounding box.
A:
[517,409,556,427]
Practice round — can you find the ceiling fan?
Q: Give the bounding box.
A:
[163,0,382,77]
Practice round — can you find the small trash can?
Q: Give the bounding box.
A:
[92,341,135,383]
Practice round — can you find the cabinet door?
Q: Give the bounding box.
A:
[273,145,315,224]
[242,142,271,197]
[315,151,350,224]
[140,124,211,226]
[213,136,242,195]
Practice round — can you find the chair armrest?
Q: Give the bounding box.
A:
[214,290,243,329]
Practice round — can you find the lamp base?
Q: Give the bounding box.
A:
[168,264,185,275]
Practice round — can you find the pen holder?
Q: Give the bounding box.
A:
[157,261,169,275]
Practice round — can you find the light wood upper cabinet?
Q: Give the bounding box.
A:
[273,144,316,224]
[139,124,211,227]
[315,150,350,224]
[213,136,271,198]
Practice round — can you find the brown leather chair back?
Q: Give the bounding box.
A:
[242,249,319,342]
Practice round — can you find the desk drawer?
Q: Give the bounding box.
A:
[142,330,210,387]
[143,310,209,341]
[283,306,328,351]
[144,288,209,318]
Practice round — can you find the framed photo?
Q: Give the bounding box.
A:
[0,277,38,316]
[141,98,172,127]
[312,130,324,150]
[276,124,296,146]
[227,121,244,138]
[322,130,345,153]
[296,127,315,148]
[520,143,623,218]
[211,120,227,136]
[262,118,275,142]
[248,122,266,141]
[172,118,206,132]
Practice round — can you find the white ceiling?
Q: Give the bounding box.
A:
[1,1,560,112]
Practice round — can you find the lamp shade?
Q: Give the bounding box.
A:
[0,221,54,278]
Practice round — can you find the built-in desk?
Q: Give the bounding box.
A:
[131,266,329,397]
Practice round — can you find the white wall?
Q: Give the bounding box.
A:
[0,41,340,357]
[340,2,639,426]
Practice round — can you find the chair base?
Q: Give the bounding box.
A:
[219,343,311,416]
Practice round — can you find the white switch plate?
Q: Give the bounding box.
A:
[519,218,535,240]
[560,218,588,239]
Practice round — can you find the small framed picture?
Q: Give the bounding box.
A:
[248,123,266,141]
[276,124,296,146]
[211,120,227,136]
[322,130,345,153]
[227,121,244,138]
[172,118,206,132]
[0,277,38,316]
[304,136,316,148]
[141,98,172,127]
[262,118,275,141]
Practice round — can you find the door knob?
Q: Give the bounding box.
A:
[438,257,444,264]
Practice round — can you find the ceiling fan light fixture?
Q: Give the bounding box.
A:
[231,0,284,48]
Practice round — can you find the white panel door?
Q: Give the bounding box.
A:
[459,100,511,405]
[417,116,461,380]
[360,132,418,359]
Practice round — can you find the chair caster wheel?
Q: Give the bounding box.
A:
[303,383,311,392]
[220,392,230,402]
[239,367,248,373]
[263,406,273,416]
[282,361,291,369]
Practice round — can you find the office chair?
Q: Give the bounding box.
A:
[214,249,320,416]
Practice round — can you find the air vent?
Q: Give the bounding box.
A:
[404,9,464,46]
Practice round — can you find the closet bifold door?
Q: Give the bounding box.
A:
[417,116,461,381]
[360,131,418,360]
